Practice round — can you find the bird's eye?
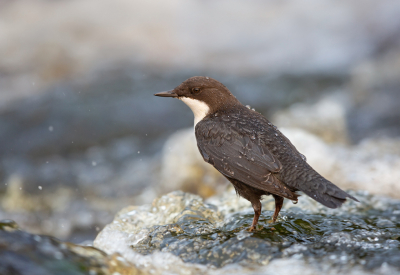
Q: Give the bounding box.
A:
[192,88,201,94]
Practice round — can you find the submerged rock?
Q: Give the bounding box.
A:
[0,220,142,275]
[94,190,400,274]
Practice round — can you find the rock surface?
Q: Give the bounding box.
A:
[2,189,399,275]
[94,190,400,275]
[0,220,142,275]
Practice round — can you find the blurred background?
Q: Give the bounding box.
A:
[1,0,400,243]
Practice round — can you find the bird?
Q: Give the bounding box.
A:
[155,76,358,231]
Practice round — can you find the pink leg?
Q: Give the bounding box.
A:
[272,195,284,222]
[249,200,262,231]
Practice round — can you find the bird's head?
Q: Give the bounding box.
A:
[155,76,240,124]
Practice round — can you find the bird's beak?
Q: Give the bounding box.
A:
[154,90,178,97]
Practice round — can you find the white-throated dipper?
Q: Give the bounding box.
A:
[155,76,358,231]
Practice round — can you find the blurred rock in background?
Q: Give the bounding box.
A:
[0,0,400,242]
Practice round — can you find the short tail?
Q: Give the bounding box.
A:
[300,178,359,208]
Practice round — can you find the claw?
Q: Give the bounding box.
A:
[247,225,263,232]
[248,226,256,232]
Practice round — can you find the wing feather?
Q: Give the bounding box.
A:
[196,119,297,200]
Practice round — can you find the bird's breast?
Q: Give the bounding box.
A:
[179,97,210,126]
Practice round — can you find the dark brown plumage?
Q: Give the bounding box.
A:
[155,76,358,231]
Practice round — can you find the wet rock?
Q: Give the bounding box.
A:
[0,220,142,275]
[94,192,221,274]
[94,190,400,274]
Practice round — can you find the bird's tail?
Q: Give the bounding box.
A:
[299,177,358,208]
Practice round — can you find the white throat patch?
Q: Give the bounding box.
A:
[180,97,210,126]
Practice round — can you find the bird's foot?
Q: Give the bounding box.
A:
[247,225,263,232]
[247,226,256,232]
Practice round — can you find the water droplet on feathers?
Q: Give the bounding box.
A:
[224,164,234,176]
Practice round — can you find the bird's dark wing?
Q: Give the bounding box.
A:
[195,119,297,200]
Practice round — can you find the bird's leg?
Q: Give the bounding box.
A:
[270,195,284,223]
[249,200,262,231]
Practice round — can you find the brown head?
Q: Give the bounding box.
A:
[155,76,241,124]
